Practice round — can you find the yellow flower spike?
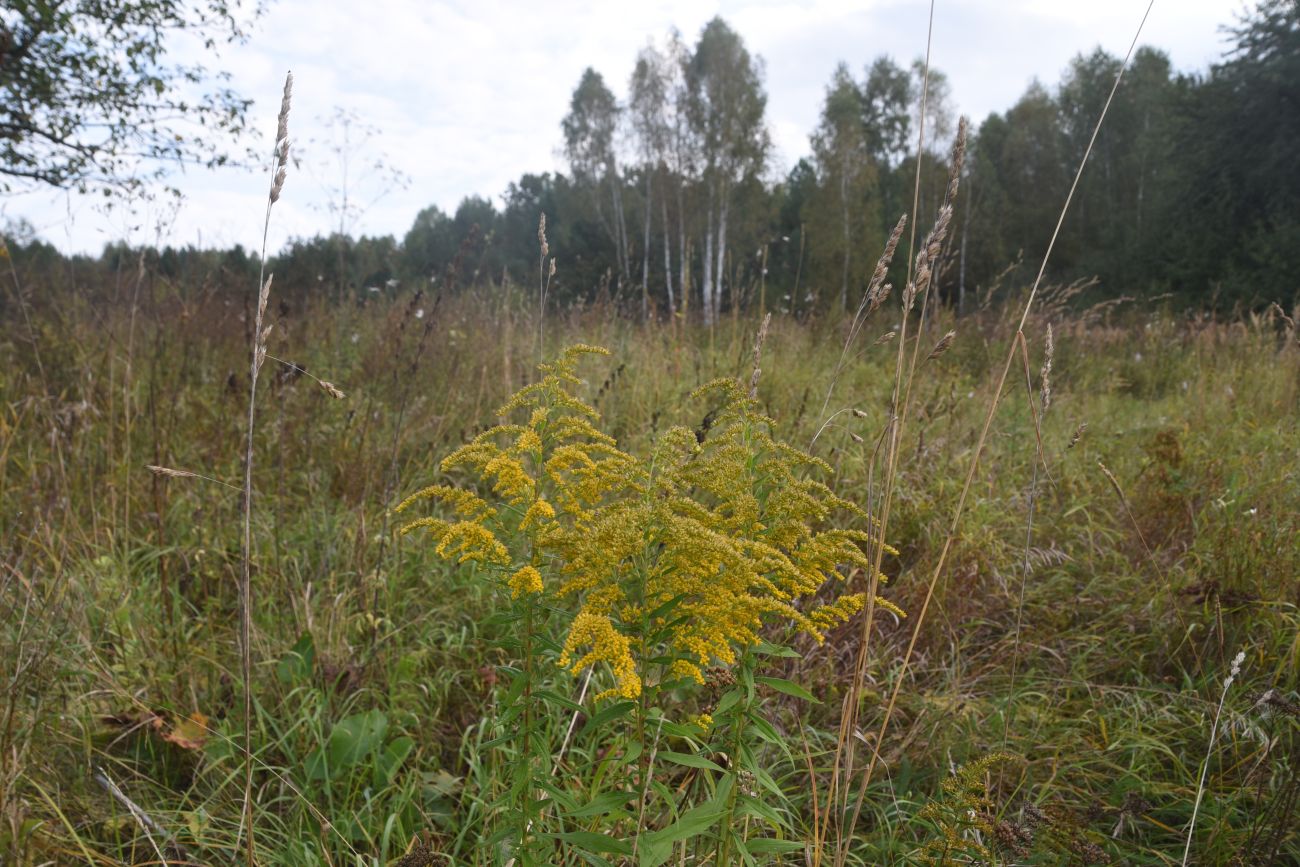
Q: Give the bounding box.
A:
[515,428,542,454]
[508,565,544,599]
[558,610,641,700]
[519,498,555,532]
[434,521,510,566]
[483,452,535,505]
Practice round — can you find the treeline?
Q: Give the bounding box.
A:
[9,1,1297,314]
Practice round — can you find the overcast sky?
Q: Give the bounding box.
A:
[3,0,1240,255]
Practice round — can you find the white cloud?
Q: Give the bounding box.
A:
[4,0,1234,254]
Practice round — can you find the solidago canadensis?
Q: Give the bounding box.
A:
[397,345,900,703]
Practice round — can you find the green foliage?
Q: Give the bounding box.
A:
[915,752,1016,864]
[2,262,1298,865]
[0,0,260,192]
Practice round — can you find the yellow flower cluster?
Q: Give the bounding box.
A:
[398,346,901,702]
[558,609,641,700]
[508,565,544,598]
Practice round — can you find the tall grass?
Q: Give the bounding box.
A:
[2,261,1297,862]
[2,24,1299,860]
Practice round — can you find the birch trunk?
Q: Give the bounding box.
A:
[641,167,653,320]
[662,186,675,315]
[714,190,729,324]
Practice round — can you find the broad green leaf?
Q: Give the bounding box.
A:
[567,790,632,819]
[553,831,633,856]
[657,751,725,773]
[756,675,818,703]
[372,735,413,787]
[305,710,387,781]
[276,632,314,685]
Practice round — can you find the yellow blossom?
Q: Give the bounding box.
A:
[558,610,641,700]
[508,565,544,598]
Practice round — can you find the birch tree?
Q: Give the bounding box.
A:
[562,68,631,285]
[630,43,673,316]
[686,18,769,325]
[811,63,874,312]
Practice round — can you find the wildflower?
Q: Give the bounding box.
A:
[399,347,899,704]
[508,565,544,599]
[558,610,641,700]
[435,521,510,566]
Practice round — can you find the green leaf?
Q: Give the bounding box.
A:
[738,793,785,826]
[638,805,725,867]
[553,831,633,856]
[275,632,314,685]
[534,780,578,812]
[745,838,805,855]
[567,790,633,819]
[372,736,413,787]
[580,700,636,737]
[745,714,794,763]
[536,689,584,712]
[755,675,818,703]
[753,640,800,658]
[714,689,742,716]
[305,710,387,782]
[657,751,725,773]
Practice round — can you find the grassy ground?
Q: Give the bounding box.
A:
[2,273,1297,864]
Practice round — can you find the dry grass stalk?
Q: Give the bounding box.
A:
[147,465,197,480]
[1183,650,1246,866]
[146,464,240,491]
[842,116,967,778]
[748,312,771,398]
[1041,323,1054,413]
[926,330,956,361]
[263,353,347,400]
[865,216,906,316]
[831,9,945,860]
[815,214,907,438]
[845,3,1158,845]
[537,213,555,363]
[1068,423,1087,449]
[318,380,345,400]
[241,69,292,866]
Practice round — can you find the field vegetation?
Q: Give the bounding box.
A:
[2,2,1299,865]
[2,235,1298,862]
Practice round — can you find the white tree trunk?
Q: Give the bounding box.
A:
[702,182,715,326]
[641,167,653,319]
[677,180,688,317]
[714,191,729,323]
[662,188,675,315]
[840,164,851,312]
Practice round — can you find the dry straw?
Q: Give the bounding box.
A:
[925,329,956,361]
[844,3,1159,845]
[1067,422,1087,449]
[748,312,771,398]
[241,69,293,866]
[1183,650,1247,866]
[146,464,240,491]
[1040,323,1055,413]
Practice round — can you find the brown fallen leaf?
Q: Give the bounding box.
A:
[162,711,210,751]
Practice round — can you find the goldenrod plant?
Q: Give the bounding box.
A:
[397,344,899,864]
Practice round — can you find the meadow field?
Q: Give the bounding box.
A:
[2,249,1298,863]
[2,4,1299,862]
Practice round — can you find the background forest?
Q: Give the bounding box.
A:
[5,4,1298,316]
